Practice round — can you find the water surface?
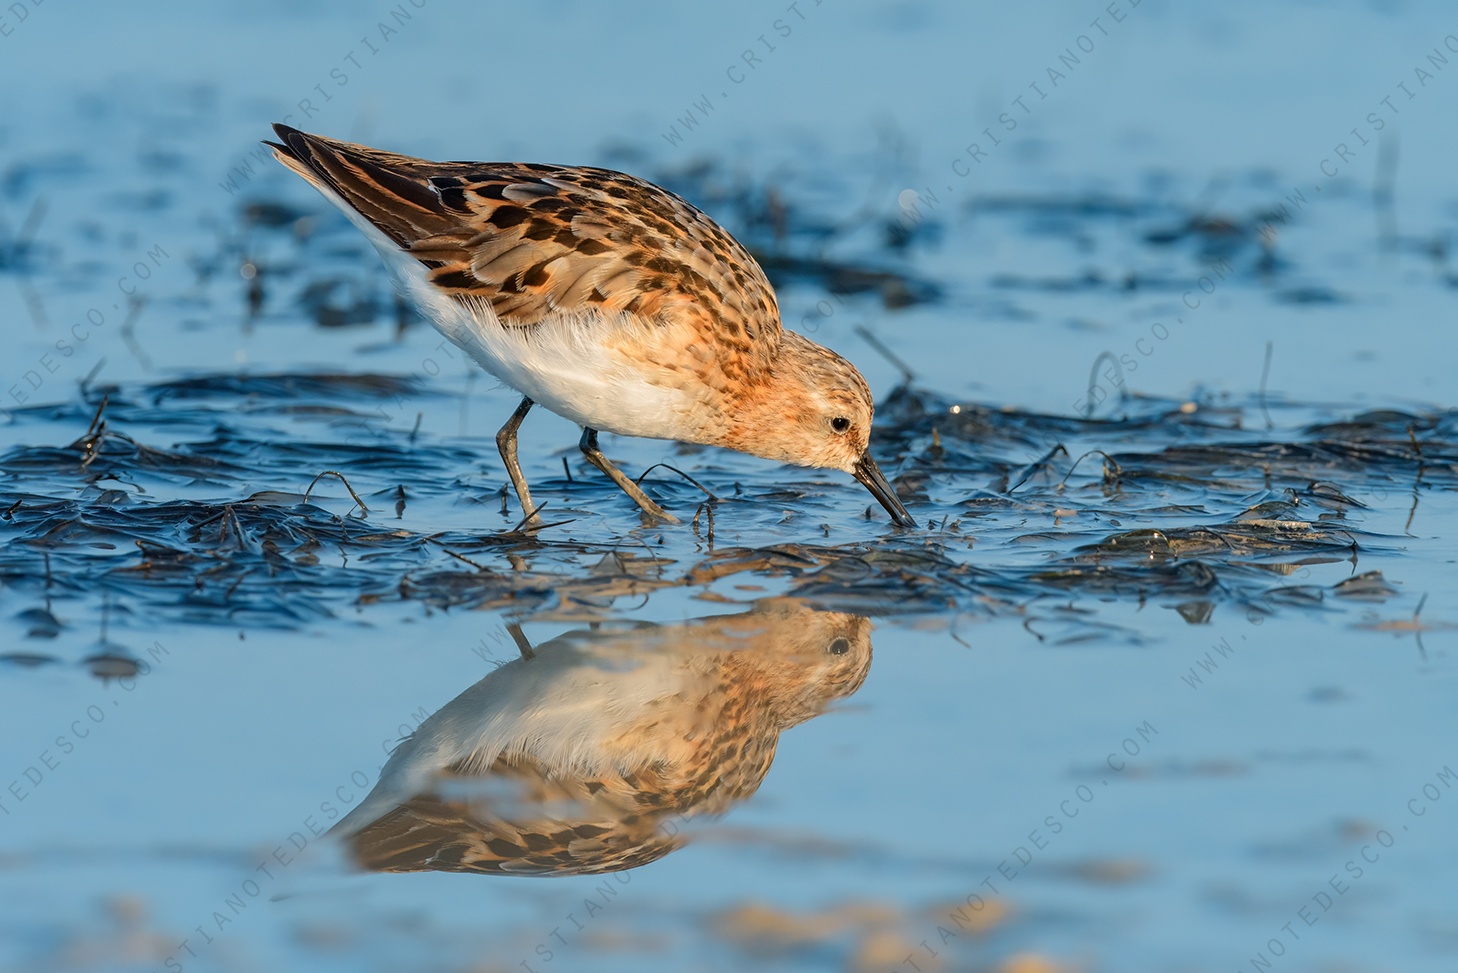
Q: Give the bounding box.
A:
[1,2,1456,972]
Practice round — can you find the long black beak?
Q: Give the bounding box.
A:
[853,452,917,528]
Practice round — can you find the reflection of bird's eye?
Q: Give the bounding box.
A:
[828,637,850,655]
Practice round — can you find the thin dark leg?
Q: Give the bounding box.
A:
[507,622,535,660]
[578,427,679,523]
[495,396,539,527]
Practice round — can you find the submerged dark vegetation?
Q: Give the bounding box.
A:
[2,155,1451,665]
[1,375,1445,653]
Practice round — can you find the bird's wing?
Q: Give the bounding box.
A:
[268,124,781,354]
[344,790,684,876]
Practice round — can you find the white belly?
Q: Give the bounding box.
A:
[431,298,694,441]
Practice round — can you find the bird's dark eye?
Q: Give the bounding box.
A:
[830,416,850,434]
[828,637,850,655]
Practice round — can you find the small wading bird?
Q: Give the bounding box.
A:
[331,604,872,875]
[268,125,915,528]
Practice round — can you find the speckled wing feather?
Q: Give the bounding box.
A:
[268,124,781,355]
[347,792,685,876]
[345,756,713,876]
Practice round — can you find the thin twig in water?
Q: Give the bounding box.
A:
[1258,340,1274,429]
[1405,424,1425,536]
[84,395,109,438]
[79,358,107,397]
[79,439,104,469]
[511,502,544,533]
[430,541,492,573]
[633,463,719,501]
[17,276,48,330]
[626,535,668,580]
[691,501,714,548]
[1084,351,1124,417]
[304,470,369,517]
[119,298,151,370]
[1413,592,1429,662]
[1405,486,1421,537]
[508,501,569,535]
[855,325,915,385]
[212,505,232,546]
[1056,450,1124,491]
[226,506,248,551]
[1007,444,1069,494]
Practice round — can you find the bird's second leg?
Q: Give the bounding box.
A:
[506,622,535,660]
[578,427,680,524]
[495,396,540,527]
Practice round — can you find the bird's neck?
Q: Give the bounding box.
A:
[715,372,811,465]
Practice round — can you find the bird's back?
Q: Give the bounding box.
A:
[269,126,786,440]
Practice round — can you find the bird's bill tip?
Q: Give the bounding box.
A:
[853,453,917,529]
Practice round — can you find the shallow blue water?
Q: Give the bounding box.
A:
[2,2,1457,972]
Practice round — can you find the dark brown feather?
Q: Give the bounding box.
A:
[270,124,781,352]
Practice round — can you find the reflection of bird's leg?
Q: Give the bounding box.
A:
[578,427,679,523]
[507,623,535,660]
[495,396,539,526]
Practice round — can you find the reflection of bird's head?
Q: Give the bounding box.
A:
[728,602,873,729]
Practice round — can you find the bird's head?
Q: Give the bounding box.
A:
[728,331,916,528]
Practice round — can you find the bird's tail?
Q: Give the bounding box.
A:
[265,123,457,248]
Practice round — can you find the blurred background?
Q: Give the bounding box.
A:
[1,1,1455,971]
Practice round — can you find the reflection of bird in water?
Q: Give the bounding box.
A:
[333,604,871,876]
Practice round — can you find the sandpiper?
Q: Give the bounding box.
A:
[268,125,915,528]
[333,604,872,875]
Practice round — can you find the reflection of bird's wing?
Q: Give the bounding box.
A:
[333,639,712,838]
[346,764,689,876]
[268,126,780,360]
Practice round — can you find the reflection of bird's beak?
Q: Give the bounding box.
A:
[853,452,917,528]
